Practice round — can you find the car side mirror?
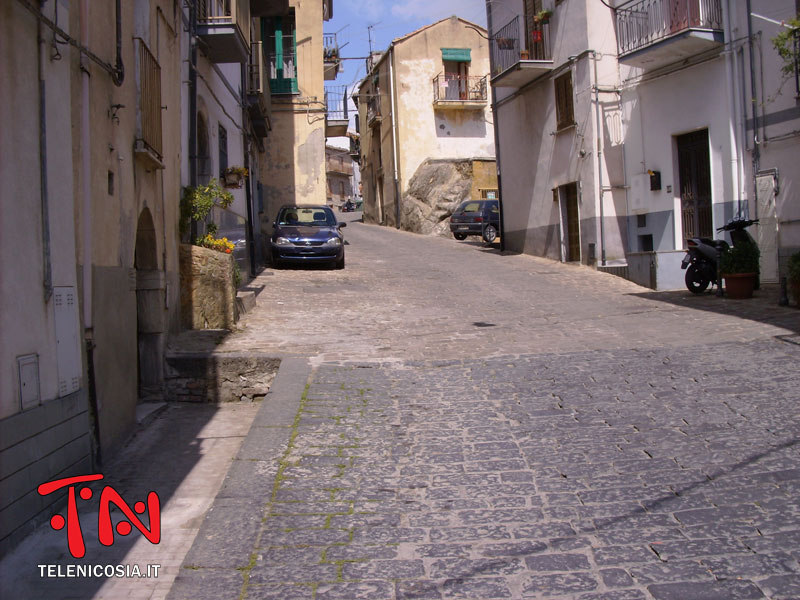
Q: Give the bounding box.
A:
[339,222,347,228]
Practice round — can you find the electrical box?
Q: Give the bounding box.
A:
[18,354,40,411]
[54,287,82,397]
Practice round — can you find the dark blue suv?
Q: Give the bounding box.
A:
[449,200,500,244]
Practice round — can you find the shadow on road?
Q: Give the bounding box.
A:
[629,284,800,336]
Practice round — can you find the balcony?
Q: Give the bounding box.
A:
[197,0,250,63]
[616,0,724,70]
[349,135,360,160]
[326,156,354,176]
[323,33,341,80]
[250,0,288,17]
[367,95,382,128]
[325,85,349,137]
[134,39,163,169]
[490,15,552,89]
[433,74,488,109]
[247,41,271,139]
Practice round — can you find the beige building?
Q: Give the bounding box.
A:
[325,145,356,208]
[355,17,497,231]
[257,0,342,229]
[0,0,183,555]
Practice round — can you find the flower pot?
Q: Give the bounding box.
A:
[723,272,756,299]
[223,172,243,188]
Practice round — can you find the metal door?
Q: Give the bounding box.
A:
[677,129,712,246]
[756,173,779,283]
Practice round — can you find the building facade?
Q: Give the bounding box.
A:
[356,17,497,231]
[325,145,356,208]
[257,0,340,232]
[487,0,799,286]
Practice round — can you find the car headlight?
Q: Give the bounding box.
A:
[274,237,292,246]
[323,237,342,247]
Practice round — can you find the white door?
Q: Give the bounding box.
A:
[756,174,779,283]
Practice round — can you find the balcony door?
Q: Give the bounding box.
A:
[677,129,712,245]
[443,60,468,100]
[523,0,546,59]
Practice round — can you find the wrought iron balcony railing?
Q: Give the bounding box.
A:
[490,15,551,78]
[367,94,381,126]
[432,74,488,104]
[248,41,265,95]
[325,85,349,121]
[616,0,723,57]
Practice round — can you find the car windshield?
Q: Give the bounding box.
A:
[277,207,336,226]
[456,201,482,213]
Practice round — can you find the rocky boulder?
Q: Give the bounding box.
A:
[400,159,474,236]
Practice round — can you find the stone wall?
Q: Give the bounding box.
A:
[165,353,280,403]
[179,244,238,330]
[400,158,497,237]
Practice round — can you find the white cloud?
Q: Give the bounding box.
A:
[389,0,487,27]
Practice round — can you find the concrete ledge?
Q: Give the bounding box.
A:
[236,290,256,314]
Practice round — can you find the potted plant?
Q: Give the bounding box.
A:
[534,9,553,24]
[223,165,248,188]
[787,250,800,306]
[719,242,760,299]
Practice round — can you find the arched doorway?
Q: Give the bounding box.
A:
[135,208,165,401]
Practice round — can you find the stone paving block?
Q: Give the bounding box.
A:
[315,580,394,599]
[575,591,648,600]
[248,562,338,585]
[524,552,592,572]
[182,499,263,569]
[647,580,766,599]
[245,583,314,599]
[440,576,514,599]
[754,574,800,599]
[341,559,425,580]
[521,572,599,596]
[167,568,243,600]
[600,568,636,588]
[395,580,443,600]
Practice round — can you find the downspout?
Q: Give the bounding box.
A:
[591,51,607,266]
[746,0,759,219]
[189,0,198,240]
[242,66,256,278]
[80,0,101,466]
[388,45,401,229]
[38,2,52,303]
[486,1,506,251]
[722,0,743,218]
[112,0,124,86]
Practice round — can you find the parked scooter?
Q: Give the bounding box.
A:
[681,218,759,294]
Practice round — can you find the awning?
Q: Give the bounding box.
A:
[441,47,471,62]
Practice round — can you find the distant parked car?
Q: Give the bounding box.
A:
[270,205,346,269]
[449,199,500,243]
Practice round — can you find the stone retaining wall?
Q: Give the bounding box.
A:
[165,353,280,403]
[179,244,238,330]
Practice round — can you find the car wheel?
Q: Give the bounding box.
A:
[453,233,467,241]
[482,224,498,244]
[335,254,345,270]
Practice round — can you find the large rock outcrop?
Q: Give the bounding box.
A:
[400,159,474,236]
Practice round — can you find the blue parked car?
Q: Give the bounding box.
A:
[449,199,500,244]
[270,205,346,269]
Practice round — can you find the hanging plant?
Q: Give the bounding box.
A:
[534,9,553,24]
[179,178,234,237]
[223,165,248,188]
[771,17,799,78]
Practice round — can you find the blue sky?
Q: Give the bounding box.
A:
[326,0,489,114]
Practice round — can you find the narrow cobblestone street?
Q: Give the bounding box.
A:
[166,216,800,599]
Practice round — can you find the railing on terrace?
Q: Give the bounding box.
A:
[323,33,339,61]
[433,74,487,103]
[325,85,349,121]
[490,15,551,77]
[136,39,162,158]
[616,0,723,56]
[197,0,250,46]
[367,94,381,124]
[248,41,265,95]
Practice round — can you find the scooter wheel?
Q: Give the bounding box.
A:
[685,264,710,294]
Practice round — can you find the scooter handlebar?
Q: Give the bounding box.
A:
[716,218,759,232]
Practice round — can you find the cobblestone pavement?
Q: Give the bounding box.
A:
[167,218,800,599]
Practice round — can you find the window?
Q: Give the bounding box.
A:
[480,189,499,199]
[218,124,228,176]
[265,13,298,94]
[554,71,574,130]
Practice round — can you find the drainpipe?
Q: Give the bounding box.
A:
[745,0,759,219]
[591,51,607,266]
[388,45,401,229]
[722,0,743,218]
[38,2,52,303]
[241,66,256,278]
[485,1,506,251]
[189,0,198,240]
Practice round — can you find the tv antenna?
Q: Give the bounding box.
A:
[367,22,381,55]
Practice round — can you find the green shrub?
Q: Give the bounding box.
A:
[720,242,760,275]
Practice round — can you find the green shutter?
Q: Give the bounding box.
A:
[267,16,298,95]
[441,48,471,62]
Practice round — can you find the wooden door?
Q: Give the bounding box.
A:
[677,129,712,246]
[563,183,581,262]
